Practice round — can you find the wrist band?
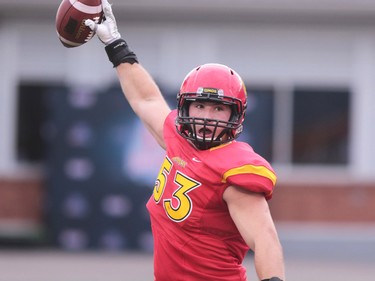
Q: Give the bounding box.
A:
[105,39,139,67]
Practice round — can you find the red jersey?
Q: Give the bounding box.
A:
[146,110,277,281]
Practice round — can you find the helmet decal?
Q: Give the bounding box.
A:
[196,87,225,98]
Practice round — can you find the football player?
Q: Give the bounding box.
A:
[86,1,285,280]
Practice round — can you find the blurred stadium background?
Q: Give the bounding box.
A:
[1,0,375,280]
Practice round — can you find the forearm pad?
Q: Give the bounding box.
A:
[105,39,139,67]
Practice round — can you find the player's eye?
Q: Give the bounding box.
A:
[194,103,204,109]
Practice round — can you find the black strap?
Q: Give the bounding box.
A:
[105,39,139,67]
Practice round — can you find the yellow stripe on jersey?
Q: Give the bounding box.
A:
[221,164,277,185]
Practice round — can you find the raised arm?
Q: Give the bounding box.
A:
[85,0,170,149]
[116,63,170,149]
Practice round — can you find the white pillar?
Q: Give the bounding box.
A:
[351,35,375,180]
[0,25,19,176]
[273,82,294,165]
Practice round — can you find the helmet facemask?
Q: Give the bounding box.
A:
[176,91,245,150]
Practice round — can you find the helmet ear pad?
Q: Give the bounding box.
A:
[177,100,193,137]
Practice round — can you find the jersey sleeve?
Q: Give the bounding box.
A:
[218,143,277,200]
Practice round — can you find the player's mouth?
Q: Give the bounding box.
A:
[197,127,214,139]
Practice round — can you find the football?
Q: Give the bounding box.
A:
[56,0,104,48]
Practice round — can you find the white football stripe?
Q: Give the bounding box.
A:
[69,0,102,14]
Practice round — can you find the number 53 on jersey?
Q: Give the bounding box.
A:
[153,156,201,222]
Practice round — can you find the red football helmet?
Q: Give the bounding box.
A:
[176,63,247,150]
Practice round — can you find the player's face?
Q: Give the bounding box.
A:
[188,101,232,140]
